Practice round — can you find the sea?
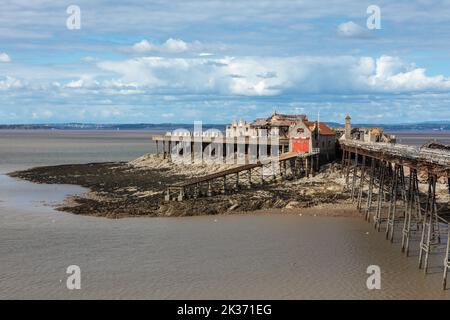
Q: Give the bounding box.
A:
[0,129,449,299]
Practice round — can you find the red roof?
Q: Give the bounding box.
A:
[249,113,335,136]
[304,121,335,136]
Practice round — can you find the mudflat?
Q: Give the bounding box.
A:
[9,155,354,218]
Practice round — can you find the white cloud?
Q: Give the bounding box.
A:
[163,38,188,53]
[65,75,99,89]
[367,55,450,91]
[336,21,370,38]
[96,55,450,96]
[0,53,447,98]
[0,76,23,89]
[131,38,190,54]
[132,40,155,53]
[0,52,11,62]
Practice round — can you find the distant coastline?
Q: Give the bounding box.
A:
[0,121,449,131]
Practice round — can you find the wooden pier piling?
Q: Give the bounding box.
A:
[341,140,450,290]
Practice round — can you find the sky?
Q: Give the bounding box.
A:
[1,0,450,124]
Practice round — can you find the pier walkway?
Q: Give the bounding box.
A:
[340,140,450,290]
[164,151,319,202]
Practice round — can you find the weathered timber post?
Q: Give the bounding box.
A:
[414,172,422,222]
[402,168,417,255]
[351,151,359,201]
[165,188,170,201]
[163,140,166,159]
[386,164,399,242]
[374,161,386,231]
[306,157,309,178]
[270,161,276,182]
[289,158,296,178]
[207,182,212,197]
[178,187,185,202]
[442,180,450,287]
[345,150,352,185]
[357,155,367,211]
[399,166,408,217]
[365,157,375,221]
[259,166,263,184]
[443,228,450,290]
[300,158,305,178]
[193,183,199,199]
[316,154,319,174]
[419,174,437,273]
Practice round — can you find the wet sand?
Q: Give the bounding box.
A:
[8,159,352,218]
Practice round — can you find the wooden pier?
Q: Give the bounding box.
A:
[152,134,291,160]
[341,140,450,290]
[164,151,320,201]
[158,133,450,290]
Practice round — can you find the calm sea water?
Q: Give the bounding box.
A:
[389,130,450,146]
[1,129,450,299]
[0,130,158,174]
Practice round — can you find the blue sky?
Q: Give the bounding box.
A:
[1,0,450,124]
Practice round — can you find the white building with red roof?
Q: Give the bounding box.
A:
[226,112,336,160]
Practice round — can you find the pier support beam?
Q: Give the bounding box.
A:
[357,155,366,211]
[222,176,227,193]
[419,175,438,273]
[401,169,419,256]
[345,150,352,185]
[365,158,375,221]
[351,151,359,201]
[163,140,166,159]
[444,228,450,290]
[386,164,400,242]
[374,161,386,231]
[340,141,450,291]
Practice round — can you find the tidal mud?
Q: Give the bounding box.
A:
[9,155,354,218]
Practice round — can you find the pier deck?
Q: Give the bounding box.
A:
[152,134,291,159]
